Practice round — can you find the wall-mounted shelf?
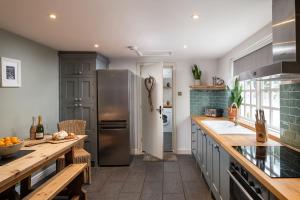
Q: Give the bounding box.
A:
[190,85,227,91]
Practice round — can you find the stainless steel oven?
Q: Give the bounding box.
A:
[228,160,270,200]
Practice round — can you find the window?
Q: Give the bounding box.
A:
[239,80,280,135]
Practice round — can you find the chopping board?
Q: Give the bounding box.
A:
[24,137,79,147]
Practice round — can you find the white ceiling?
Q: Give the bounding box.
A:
[0,0,271,59]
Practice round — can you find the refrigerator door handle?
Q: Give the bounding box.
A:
[99,127,127,131]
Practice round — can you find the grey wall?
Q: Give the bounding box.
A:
[0,29,59,138]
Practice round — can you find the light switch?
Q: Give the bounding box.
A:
[178,91,182,96]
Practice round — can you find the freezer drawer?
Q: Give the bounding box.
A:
[98,126,132,166]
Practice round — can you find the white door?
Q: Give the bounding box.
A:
[140,62,164,160]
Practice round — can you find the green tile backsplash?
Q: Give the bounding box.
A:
[280,83,300,148]
[190,90,230,116]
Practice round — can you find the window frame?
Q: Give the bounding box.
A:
[239,80,280,137]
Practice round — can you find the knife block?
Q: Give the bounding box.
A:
[255,122,268,143]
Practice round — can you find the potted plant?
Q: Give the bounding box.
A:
[228,78,243,122]
[192,64,201,85]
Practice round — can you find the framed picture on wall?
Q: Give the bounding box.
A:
[0,57,22,87]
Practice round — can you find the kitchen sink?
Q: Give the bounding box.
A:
[201,120,255,135]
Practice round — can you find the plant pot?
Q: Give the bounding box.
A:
[194,79,201,85]
[228,107,238,121]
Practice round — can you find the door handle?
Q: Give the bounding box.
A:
[78,104,82,107]
[156,106,162,115]
[227,170,254,200]
[74,98,78,101]
[74,104,78,107]
[78,98,82,101]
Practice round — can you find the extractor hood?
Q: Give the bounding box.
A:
[239,0,300,81]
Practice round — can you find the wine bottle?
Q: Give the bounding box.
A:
[30,116,36,140]
[35,115,44,140]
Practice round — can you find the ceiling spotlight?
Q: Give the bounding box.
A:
[49,14,57,20]
[94,44,99,48]
[192,14,199,20]
[183,45,188,49]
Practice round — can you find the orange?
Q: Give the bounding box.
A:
[11,137,19,144]
[5,141,13,146]
[0,141,5,147]
[4,137,11,142]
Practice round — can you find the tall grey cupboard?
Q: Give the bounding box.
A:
[59,52,109,166]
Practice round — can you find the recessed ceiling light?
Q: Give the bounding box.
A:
[192,14,199,20]
[49,14,57,20]
[94,44,99,48]
[183,45,188,49]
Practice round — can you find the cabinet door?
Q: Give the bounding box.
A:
[206,136,213,186]
[197,128,203,164]
[191,122,197,157]
[212,142,220,200]
[60,58,81,76]
[84,133,97,165]
[219,147,230,200]
[195,129,199,163]
[60,77,79,105]
[76,104,97,164]
[191,132,197,156]
[77,105,97,132]
[61,105,78,121]
[201,133,207,173]
[78,58,96,76]
[78,77,97,105]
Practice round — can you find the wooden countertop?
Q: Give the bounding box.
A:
[191,116,300,200]
[0,135,87,194]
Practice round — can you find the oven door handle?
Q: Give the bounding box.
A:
[227,170,254,200]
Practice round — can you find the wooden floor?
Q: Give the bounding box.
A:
[84,155,212,200]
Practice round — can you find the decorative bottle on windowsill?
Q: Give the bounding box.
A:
[192,64,201,85]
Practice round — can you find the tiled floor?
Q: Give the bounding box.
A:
[84,155,212,200]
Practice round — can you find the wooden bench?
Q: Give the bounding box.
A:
[23,163,87,200]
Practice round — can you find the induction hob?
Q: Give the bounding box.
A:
[233,146,300,178]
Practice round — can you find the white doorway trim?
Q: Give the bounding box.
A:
[163,63,177,154]
[136,62,177,155]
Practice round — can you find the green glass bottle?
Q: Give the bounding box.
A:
[35,115,44,140]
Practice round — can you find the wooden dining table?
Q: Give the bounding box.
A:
[0,135,87,199]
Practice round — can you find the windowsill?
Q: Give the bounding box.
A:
[237,118,281,142]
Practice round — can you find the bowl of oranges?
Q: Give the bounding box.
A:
[0,137,23,157]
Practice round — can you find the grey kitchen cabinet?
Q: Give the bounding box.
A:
[78,77,97,105]
[206,135,213,186]
[212,142,220,200]
[59,52,109,166]
[197,128,203,164]
[191,122,197,157]
[211,140,230,200]
[201,130,208,173]
[191,121,230,200]
[219,146,230,200]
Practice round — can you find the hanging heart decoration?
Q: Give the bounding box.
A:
[144,76,155,112]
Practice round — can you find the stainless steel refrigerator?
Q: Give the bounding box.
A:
[97,70,134,166]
